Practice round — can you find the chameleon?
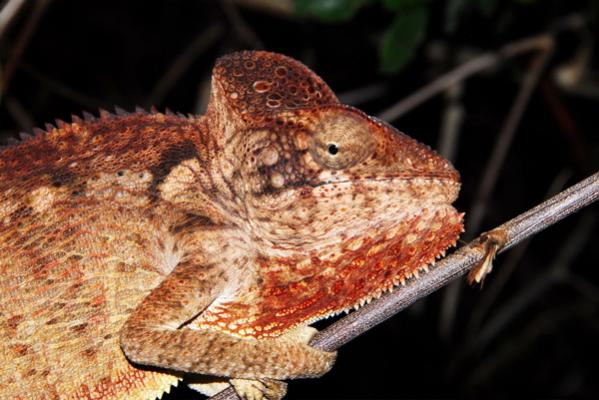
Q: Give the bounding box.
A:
[0,50,463,400]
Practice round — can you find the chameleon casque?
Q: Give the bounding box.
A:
[0,51,463,400]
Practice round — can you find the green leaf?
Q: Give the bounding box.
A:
[379,5,429,74]
[294,0,370,22]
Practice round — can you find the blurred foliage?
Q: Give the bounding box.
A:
[294,0,542,74]
[294,0,374,22]
[380,1,428,74]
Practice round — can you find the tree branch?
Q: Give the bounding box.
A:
[377,35,553,122]
[0,0,49,100]
[210,171,599,400]
[146,24,223,107]
[439,33,554,339]
[377,12,587,123]
[466,40,553,237]
[0,0,27,40]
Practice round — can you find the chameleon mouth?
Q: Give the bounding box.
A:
[311,176,461,204]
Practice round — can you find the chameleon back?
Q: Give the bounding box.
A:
[0,111,203,399]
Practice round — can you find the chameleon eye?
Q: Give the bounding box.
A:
[327,143,339,156]
[310,111,374,170]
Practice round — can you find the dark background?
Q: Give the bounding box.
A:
[1,0,598,399]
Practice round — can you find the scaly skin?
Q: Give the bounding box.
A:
[0,51,463,400]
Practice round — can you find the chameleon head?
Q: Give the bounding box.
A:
[204,51,463,335]
[208,51,460,248]
[235,104,461,251]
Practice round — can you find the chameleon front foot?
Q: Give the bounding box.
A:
[230,378,288,400]
[468,228,509,285]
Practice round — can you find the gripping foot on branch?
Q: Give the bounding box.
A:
[467,228,509,285]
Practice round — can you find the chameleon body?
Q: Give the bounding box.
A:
[0,51,463,399]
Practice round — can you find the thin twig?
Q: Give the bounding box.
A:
[146,24,223,107]
[222,0,265,49]
[464,169,571,340]
[19,63,104,109]
[337,83,388,106]
[567,274,599,304]
[435,83,465,340]
[437,83,464,162]
[210,171,599,400]
[0,0,49,100]
[232,0,294,16]
[439,36,554,338]
[4,95,34,132]
[540,80,591,172]
[465,301,595,388]
[377,35,553,122]
[469,212,595,353]
[0,0,27,40]
[377,12,584,122]
[466,40,554,235]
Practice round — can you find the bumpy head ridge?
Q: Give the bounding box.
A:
[211,51,339,116]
